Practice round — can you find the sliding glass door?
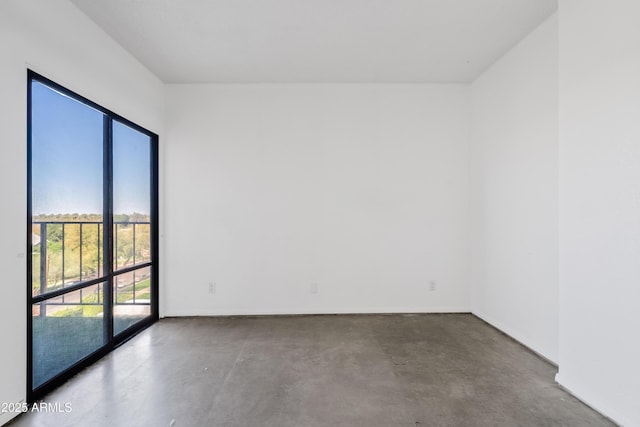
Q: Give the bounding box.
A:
[27,71,158,400]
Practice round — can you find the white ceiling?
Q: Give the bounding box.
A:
[70,0,557,84]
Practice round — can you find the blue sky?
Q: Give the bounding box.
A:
[113,120,151,216]
[32,82,150,216]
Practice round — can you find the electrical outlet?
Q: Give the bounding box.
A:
[310,282,319,295]
[429,280,437,291]
[208,282,216,294]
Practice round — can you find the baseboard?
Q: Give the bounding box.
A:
[471,310,557,365]
[555,374,625,427]
[164,306,471,317]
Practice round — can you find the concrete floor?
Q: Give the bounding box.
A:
[10,314,615,427]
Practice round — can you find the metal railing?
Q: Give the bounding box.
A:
[32,220,152,315]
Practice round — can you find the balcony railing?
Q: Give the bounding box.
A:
[32,220,152,316]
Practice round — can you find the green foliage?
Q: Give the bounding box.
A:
[32,213,151,295]
[116,278,150,303]
[50,304,103,318]
[136,278,151,292]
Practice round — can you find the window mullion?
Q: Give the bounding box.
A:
[103,116,114,345]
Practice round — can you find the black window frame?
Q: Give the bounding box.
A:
[26,70,159,402]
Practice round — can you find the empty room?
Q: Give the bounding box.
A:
[1,0,639,426]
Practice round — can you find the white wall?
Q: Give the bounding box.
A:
[7,1,637,425]
[165,84,470,315]
[558,1,640,425]
[470,14,559,362]
[0,0,164,424]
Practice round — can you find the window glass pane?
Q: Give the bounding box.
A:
[39,223,63,293]
[114,222,151,270]
[31,224,43,295]
[63,223,80,285]
[81,223,103,280]
[32,283,105,389]
[134,223,151,264]
[113,120,150,215]
[113,267,151,335]
[31,82,104,215]
[31,81,104,297]
[113,121,151,270]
